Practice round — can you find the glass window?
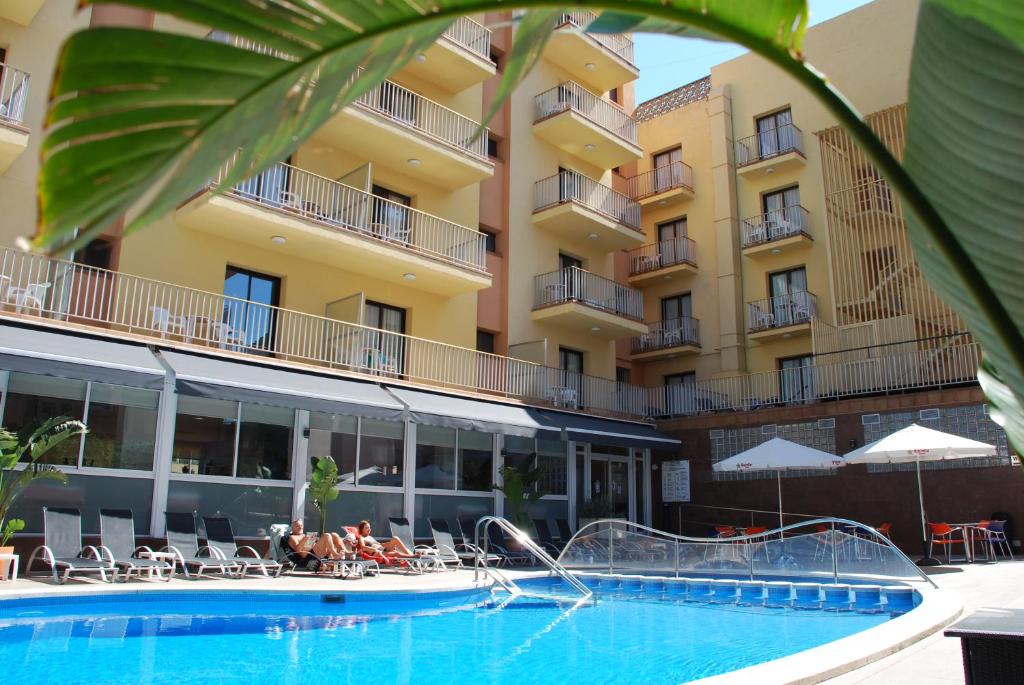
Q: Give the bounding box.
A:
[237,403,293,480]
[480,229,497,253]
[3,373,86,466]
[223,266,281,355]
[73,237,114,269]
[312,490,404,536]
[82,384,159,471]
[780,356,814,404]
[308,413,358,484]
[172,396,237,476]
[168,480,291,538]
[458,430,493,492]
[416,425,457,490]
[476,330,495,353]
[414,494,493,538]
[537,439,567,495]
[359,418,404,487]
[8,474,152,535]
[503,435,535,471]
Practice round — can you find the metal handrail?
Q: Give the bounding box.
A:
[747,291,817,331]
[533,266,644,321]
[736,123,805,166]
[741,206,811,247]
[473,516,592,599]
[534,81,638,146]
[627,236,697,276]
[533,170,641,231]
[624,161,694,201]
[0,61,30,125]
[560,517,937,587]
[442,16,492,59]
[556,10,635,64]
[631,317,700,354]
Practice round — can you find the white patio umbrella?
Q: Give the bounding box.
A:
[713,437,845,531]
[844,423,996,564]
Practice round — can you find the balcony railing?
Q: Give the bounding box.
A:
[735,123,805,166]
[534,267,643,321]
[556,10,636,65]
[747,291,817,331]
[0,248,649,419]
[209,159,488,272]
[534,81,638,146]
[631,318,700,355]
[627,236,697,276]
[443,15,492,60]
[534,171,641,231]
[741,206,811,247]
[0,62,29,125]
[624,161,694,201]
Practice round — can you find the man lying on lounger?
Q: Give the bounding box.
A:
[287,519,350,561]
[348,520,417,559]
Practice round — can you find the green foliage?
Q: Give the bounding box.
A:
[493,457,546,528]
[308,455,339,535]
[577,496,615,520]
[0,418,86,547]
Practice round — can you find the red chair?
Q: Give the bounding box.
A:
[928,522,968,563]
[876,522,893,539]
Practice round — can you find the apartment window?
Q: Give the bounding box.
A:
[779,355,813,404]
[476,330,495,353]
[73,237,114,270]
[489,48,504,71]
[487,134,501,159]
[223,266,281,353]
[768,266,809,326]
[616,367,631,384]
[364,300,407,374]
[559,253,583,271]
[762,185,801,228]
[653,147,682,192]
[559,347,584,409]
[371,184,412,240]
[665,372,696,386]
[609,87,618,103]
[480,228,498,253]
[657,217,688,265]
[661,293,692,324]
[756,107,795,158]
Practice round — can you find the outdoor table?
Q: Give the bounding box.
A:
[0,553,18,582]
[945,607,1024,684]
[950,523,988,562]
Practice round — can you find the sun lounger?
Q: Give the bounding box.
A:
[162,512,241,579]
[386,518,444,572]
[99,508,173,581]
[268,524,376,578]
[202,516,283,578]
[429,518,504,567]
[532,518,564,556]
[27,507,116,584]
[344,525,422,574]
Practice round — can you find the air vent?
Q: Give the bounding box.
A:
[861,414,880,425]
[709,429,724,439]
[818,418,836,429]
[919,409,941,421]
[761,424,777,435]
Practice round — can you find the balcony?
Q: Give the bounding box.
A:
[0,0,44,25]
[625,161,695,207]
[626,236,698,286]
[532,171,644,251]
[741,206,813,257]
[545,11,639,93]
[735,124,806,179]
[630,318,700,361]
[0,248,650,420]
[533,82,641,169]
[176,160,491,296]
[531,267,646,339]
[0,63,30,174]
[395,17,496,93]
[747,291,817,342]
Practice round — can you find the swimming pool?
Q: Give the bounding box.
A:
[0,579,918,685]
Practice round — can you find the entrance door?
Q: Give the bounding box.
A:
[589,455,631,519]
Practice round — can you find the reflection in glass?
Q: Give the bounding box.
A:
[237,403,293,480]
[167,480,292,537]
[413,494,493,537]
[415,425,456,490]
[307,413,357,484]
[537,439,567,495]
[458,430,493,492]
[172,396,236,476]
[2,372,85,466]
[83,384,159,470]
[358,418,404,487]
[312,490,404,535]
[8,474,153,534]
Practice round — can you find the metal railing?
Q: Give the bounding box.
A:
[556,10,636,65]
[534,81,637,146]
[0,248,652,419]
[624,161,694,201]
[748,291,817,331]
[627,236,697,276]
[741,206,811,247]
[534,171,641,231]
[210,159,487,272]
[0,62,30,125]
[442,15,492,59]
[736,123,805,166]
[631,317,700,354]
[534,267,643,321]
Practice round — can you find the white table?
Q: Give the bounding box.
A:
[0,553,19,582]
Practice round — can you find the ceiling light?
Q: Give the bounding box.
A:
[782,333,792,339]
[402,273,417,281]
[766,168,775,174]
[770,248,782,254]
[270,235,286,245]
[415,54,427,63]
[587,233,599,240]
[591,326,601,332]
[663,275,672,280]
[585,63,596,71]
[658,200,668,206]
[407,158,421,167]
[584,144,596,152]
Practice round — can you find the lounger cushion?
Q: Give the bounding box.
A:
[53,557,112,569]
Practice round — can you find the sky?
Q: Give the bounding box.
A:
[633,0,873,103]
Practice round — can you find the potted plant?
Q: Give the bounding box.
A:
[577,497,616,531]
[307,455,339,534]
[0,417,86,578]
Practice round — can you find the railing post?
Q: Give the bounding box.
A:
[608,522,614,574]
[674,539,679,579]
[831,521,839,583]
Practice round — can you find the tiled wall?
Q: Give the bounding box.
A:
[709,419,838,481]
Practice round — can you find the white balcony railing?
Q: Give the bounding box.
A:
[534,81,637,146]
[748,291,817,331]
[736,123,805,166]
[0,62,30,125]
[624,161,694,201]
[443,15,492,60]
[741,206,811,248]
[210,159,488,272]
[534,170,641,231]
[631,317,700,354]
[627,236,697,276]
[534,266,643,321]
[556,10,636,65]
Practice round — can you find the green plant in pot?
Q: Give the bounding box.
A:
[0,418,86,576]
[307,455,339,535]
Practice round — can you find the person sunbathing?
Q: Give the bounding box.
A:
[287,519,347,560]
[349,520,416,558]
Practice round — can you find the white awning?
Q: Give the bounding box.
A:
[386,386,562,438]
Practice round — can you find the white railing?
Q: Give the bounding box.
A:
[736,123,805,166]
[748,291,817,331]
[741,206,811,247]
[534,81,637,146]
[209,159,487,272]
[631,318,700,354]
[534,171,641,231]
[627,236,697,276]
[0,62,30,125]
[443,16,492,59]
[556,10,636,65]
[534,266,643,321]
[624,161,694,201]
[0,248,650,419]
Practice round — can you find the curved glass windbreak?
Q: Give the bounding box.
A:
[557,518,933,586]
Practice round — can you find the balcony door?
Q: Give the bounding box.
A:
[652,147,682,192]
[371,185,412,243]
[657,218,688,266]
[762,185,801,234]
[661,293,692,341]
[223,267,281,355]
[558,347,584,409]
[363,300,406,375]
[665,372,697,415]
[768,267,807,326]
[559,253,583,302]
[756,108,793,159]
[779,355,813,404]
[236,155,291,206]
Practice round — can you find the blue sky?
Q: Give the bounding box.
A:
[633,0,872,103]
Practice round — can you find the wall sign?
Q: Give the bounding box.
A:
[661,459,691,503]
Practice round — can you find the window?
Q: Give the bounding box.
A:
[768,267,809,326]
[657,217,688,265]
[489,48,504,71]
[616,367,631,384]
[74,238,114,270]
[358,418,404,487]
[559,253,583,271]
[3,373,87,466]
[364,300,406,374]
[779,355,813,404]
[172,396,238,477]
[236,404,293,479]
[609,87,618,103]
[371,184,412,241]
[480,228,498,253]
[223,266,281,354]
[82,384,159,470]
[487,134,500,159]
[665,372,696,386]
[652,147,682,192]
[307,413,358,484]
[664,372,697,415]
[502,436,567,497]
[476,330,495,354]
[661,293,692,324]
[762,185,802,234]
[416,425,457,489]
[458,430,493,491]
[756,107,795,158]
[558,347,584,409]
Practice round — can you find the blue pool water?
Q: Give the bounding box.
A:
[0,580,910,685]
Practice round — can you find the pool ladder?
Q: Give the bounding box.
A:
[473,516,592,602]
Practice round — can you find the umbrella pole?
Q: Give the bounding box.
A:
[915,457,940,566]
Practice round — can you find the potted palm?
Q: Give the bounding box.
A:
[307,455,339,534]
[0,417,86,578]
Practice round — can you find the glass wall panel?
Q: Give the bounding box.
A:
[3,372,86,466]
[82,384,159,471]
[413,494,493,537]
[525,498,569,527]
[172,396,237,476]
[359,418,404,487]
[503,435,535,471]
[236,403,293,480]
[415,425,456,490]
[167,479,292,537]
[537,439,567,495]
[458,430,493,492]
[311,490,404,536]
[9,474,153,534]
[308,413,358,484]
